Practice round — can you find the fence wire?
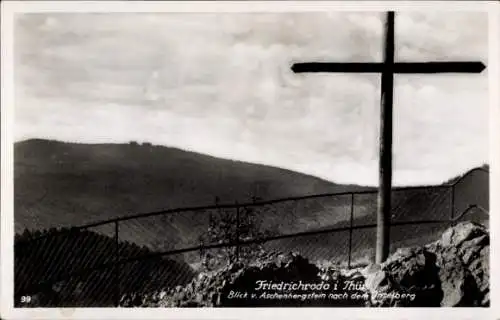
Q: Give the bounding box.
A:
[14,168,489,307]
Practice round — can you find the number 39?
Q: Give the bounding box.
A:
[20,296,31,303]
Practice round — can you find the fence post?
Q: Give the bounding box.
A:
[450,185,455,220]
[114,221,120,307]
[348,193,354,269]
[235,202,240,262]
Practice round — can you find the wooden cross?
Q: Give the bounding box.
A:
[291,11,486,264]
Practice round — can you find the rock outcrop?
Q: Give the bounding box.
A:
[363,221,489,307]
[149,252,367,307]
[121,221,489,308]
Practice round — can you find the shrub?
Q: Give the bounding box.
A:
[198,197,276,271]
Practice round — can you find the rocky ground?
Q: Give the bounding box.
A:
[120,221,489,307]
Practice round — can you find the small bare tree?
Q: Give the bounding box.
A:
[198,197,274,271]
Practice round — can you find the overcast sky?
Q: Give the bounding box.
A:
[14,11,489,186]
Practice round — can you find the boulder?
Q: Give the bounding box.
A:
[363,222,489,307]
[428,222,489,306]
[362,247,442,307]
[433,246,477,307]
[440,222,487,247]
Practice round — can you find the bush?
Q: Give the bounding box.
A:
[198,197,276,271]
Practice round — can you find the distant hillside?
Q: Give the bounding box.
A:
[15,139,370,231]
[14,139,489,265]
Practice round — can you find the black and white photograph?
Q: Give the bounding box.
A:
[1,1,499,318]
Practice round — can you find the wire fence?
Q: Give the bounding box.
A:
[14,167,489,307]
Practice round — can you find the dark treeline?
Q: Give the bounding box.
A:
[14,228,195,307]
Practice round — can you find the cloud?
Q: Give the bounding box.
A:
[14,12,489,186]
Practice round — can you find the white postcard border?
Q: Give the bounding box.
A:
[1,1,499,319]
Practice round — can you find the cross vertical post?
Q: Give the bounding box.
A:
[376,11,395,264]
[290,11,485,264]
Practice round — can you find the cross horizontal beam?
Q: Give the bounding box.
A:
[291,61,486,74]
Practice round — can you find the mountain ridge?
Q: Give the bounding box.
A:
[15,137,487,188]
